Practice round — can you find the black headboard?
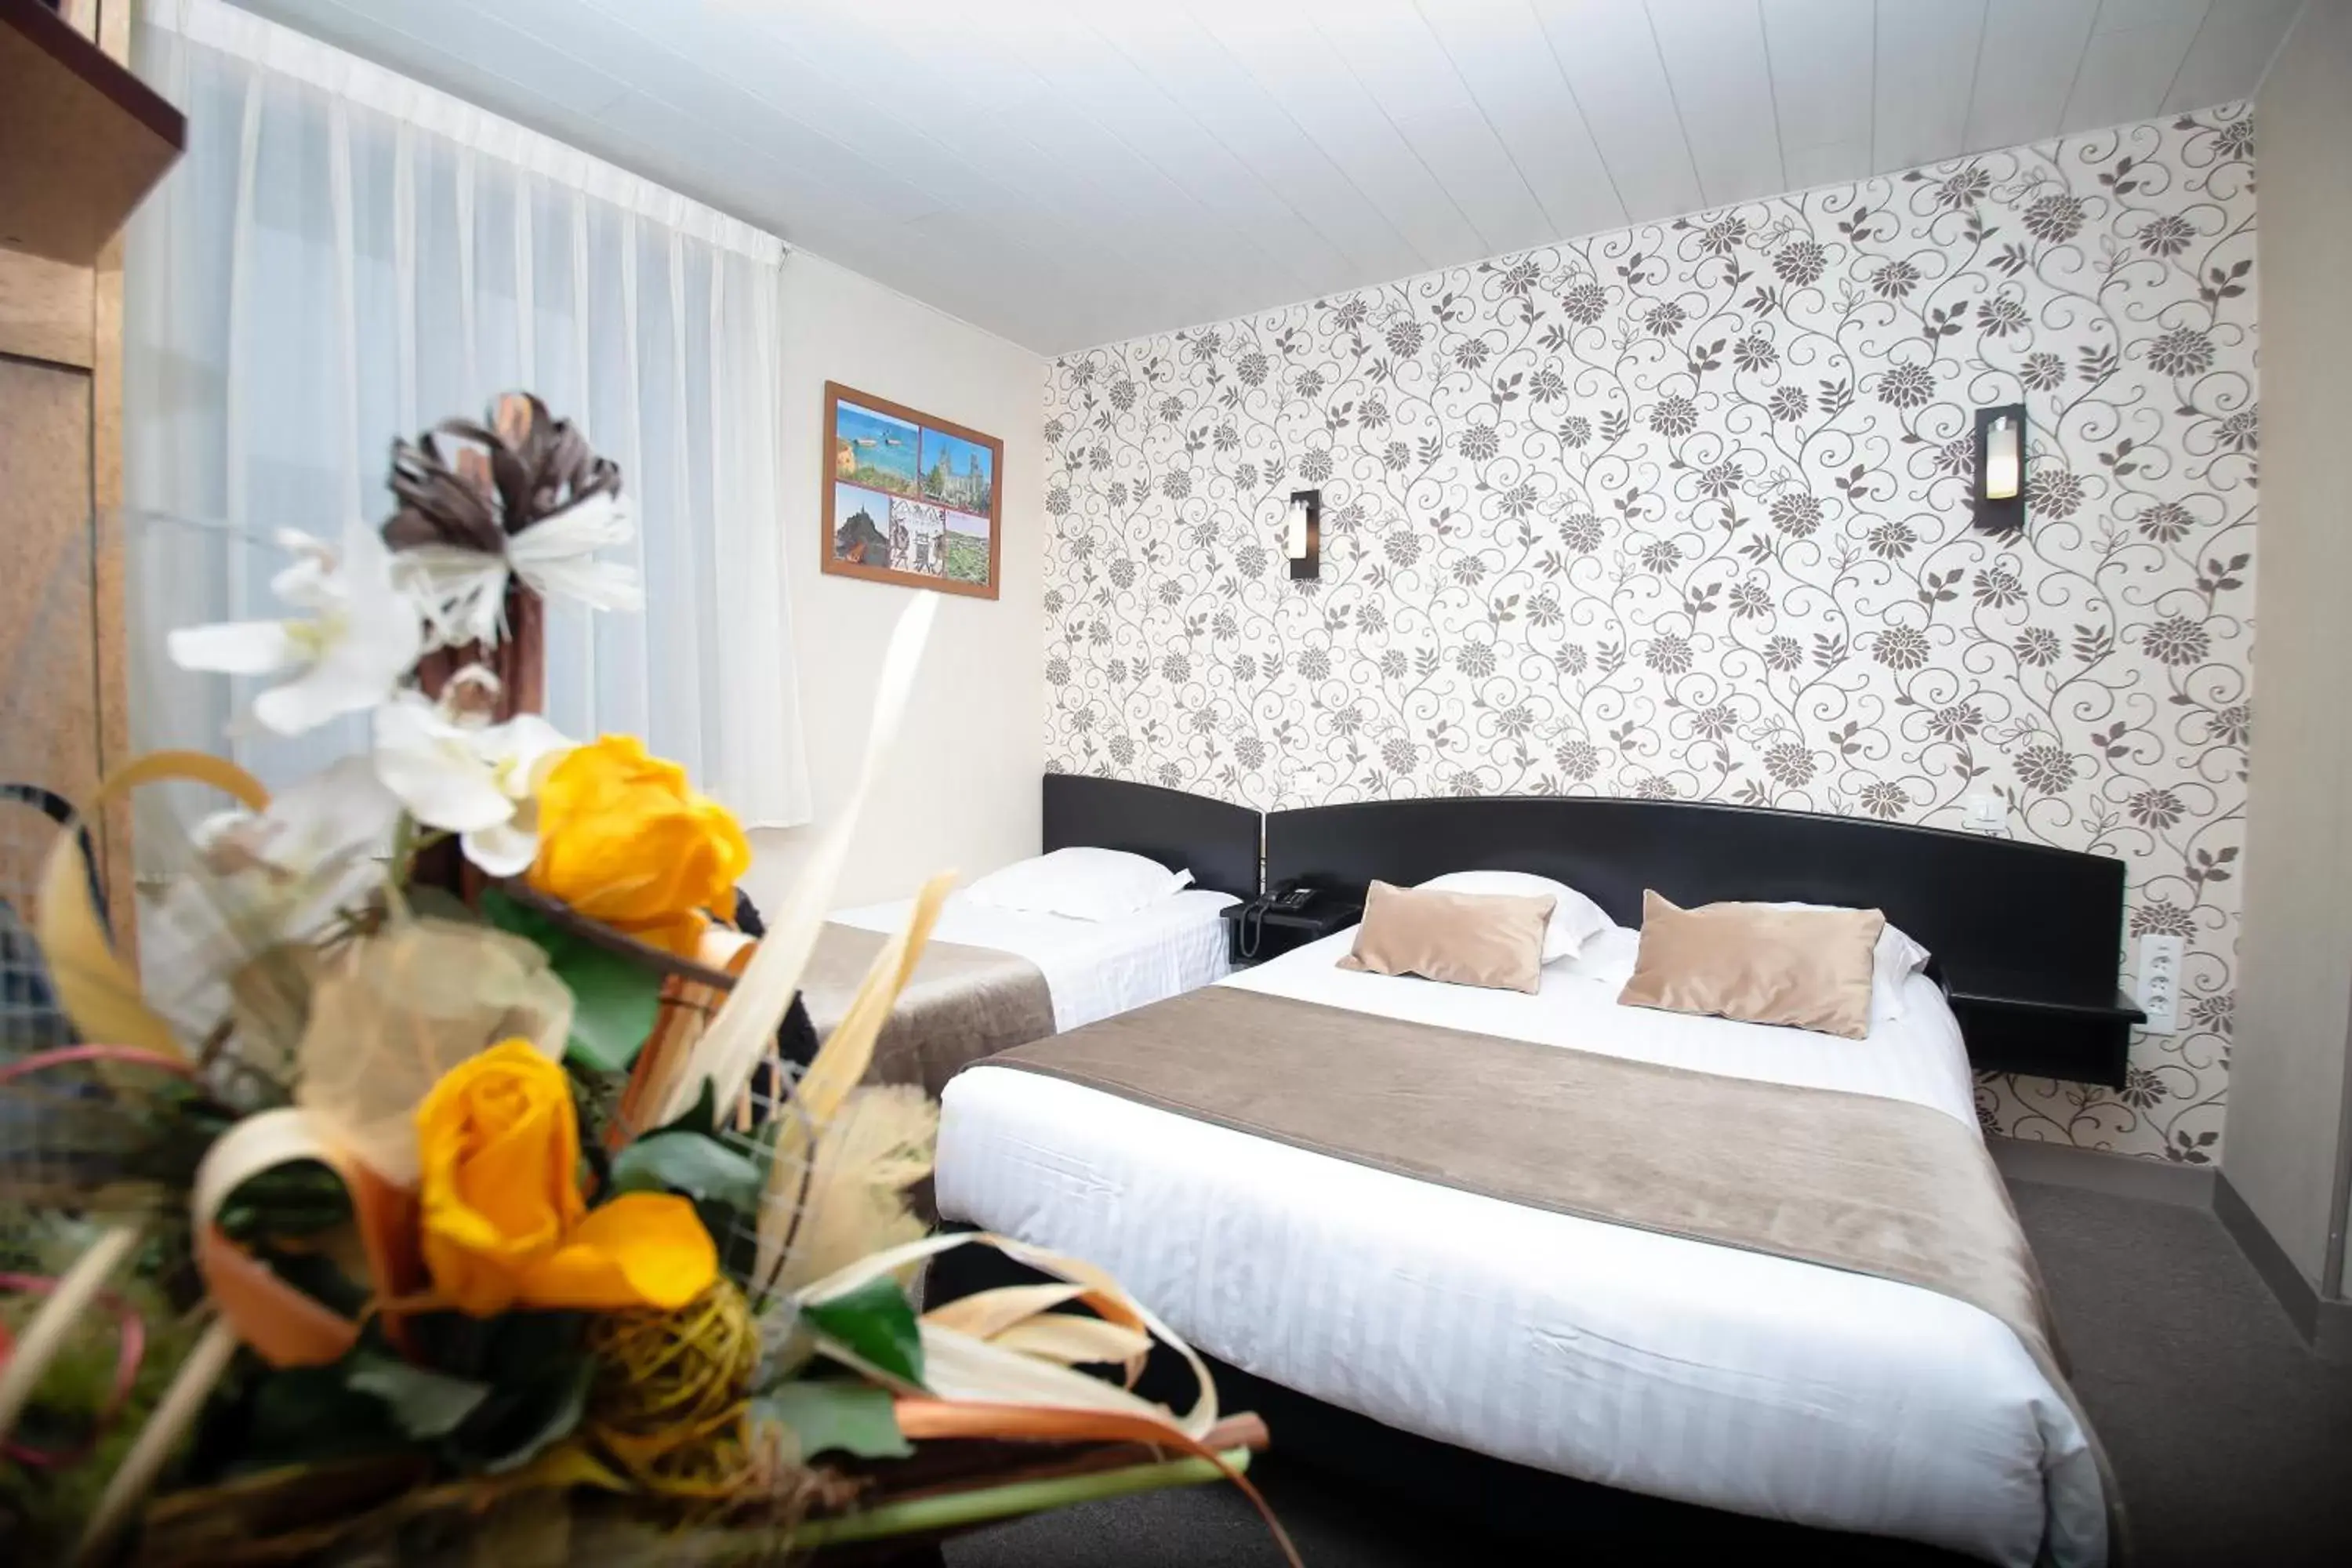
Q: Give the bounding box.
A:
[1264,796,2126,1004]
[1043,775,1261,902]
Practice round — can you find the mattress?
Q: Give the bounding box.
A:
[937,924,2105,1567]
[830,887,1238,1034]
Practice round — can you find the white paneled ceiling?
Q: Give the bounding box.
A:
[234,0,2304,354]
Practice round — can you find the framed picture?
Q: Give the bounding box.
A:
[821,381,1001,600]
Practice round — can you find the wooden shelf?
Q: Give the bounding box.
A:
[1944,964,2145,1089]
[1,0,184,266]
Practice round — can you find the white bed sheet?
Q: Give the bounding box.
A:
[938,926,2104,1566]
[830,887,1237,1033]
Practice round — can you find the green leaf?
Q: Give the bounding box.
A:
[482,887,666,1074]
[234,1363,407,1474]
[481,885,547,941]
[215,1158,354,1243]
[426,1310,595,1475]
[649,1076,720,1141]
[801,1278,926,1390]
[347,1352,492,1439]
[447,1352,593,1475]
[554,942,666,1074]
[256,1247,370,1318]
[607,1130,762,1222]
[752,1380,911,1463]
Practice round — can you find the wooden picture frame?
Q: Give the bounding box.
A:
[820,380,1002,600]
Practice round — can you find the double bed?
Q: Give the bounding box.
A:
[932,795,2131,1566]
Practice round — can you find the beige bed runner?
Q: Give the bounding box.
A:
[980,984,2120,1553]
[801,923,1055,1097]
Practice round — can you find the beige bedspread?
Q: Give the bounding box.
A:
[982,984,2121,1549]
[800,922,1055,1097]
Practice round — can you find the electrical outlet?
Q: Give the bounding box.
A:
[1963,793,2006,834]
[2138,934,2184,1034]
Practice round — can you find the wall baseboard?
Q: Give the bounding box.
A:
[1994,1139,2352,1360]
[1988,1135,2217,1207]
[2213,1171,2352,1364]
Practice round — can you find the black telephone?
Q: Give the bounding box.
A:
[1235,882,1319,958]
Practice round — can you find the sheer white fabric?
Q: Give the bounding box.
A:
[124,0,810,827]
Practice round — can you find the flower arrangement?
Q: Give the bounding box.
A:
[0,397,1287,1565]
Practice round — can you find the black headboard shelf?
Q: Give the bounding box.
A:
[1042,774,1261,902]
[1265,795,2140,1086]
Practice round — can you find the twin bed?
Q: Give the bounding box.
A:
[829,779,2129,1566]
[796,777,1257,1094]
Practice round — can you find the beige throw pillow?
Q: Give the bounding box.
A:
[1337,880,1555,993]
[1617,891,1886,1039]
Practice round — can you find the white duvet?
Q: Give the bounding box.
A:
[830,887,1236,1033]
[937,925,2105,1566]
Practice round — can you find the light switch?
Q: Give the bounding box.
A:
[2138,934,2183,1035]
[1963,793,2005,834]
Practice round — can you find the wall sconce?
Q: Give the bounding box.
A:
[1286,488,1320,579]
[1972,403,2027,532]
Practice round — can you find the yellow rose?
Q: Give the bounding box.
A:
[416,1040,716,1316]
[526,735,751,957]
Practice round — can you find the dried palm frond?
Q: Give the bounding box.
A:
[750,874,953,1297]
[797,1231,1220,1443]
[382,426,503,554]
[779,1232,1313,1562]
[983,1314,1154,1380]
[35,751,270,1064]
[2,764,281,1218]
[477,392,618,535]
[657,593,938,1127]
[763,1084,936,1299]
[386,394,631,679]
[383,394,619,554]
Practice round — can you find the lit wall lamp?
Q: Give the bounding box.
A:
[1972,403,2027,532]
[1286,488,1320,579]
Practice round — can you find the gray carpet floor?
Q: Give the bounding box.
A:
[942,1179,2352,1566]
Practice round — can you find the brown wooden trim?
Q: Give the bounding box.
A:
[0,358,104,927]
[0,250,94,368]
[494,880,745,991]
[90,0,134,955]
[2,0,185,266]
[1,0,186,147]
[818,379,1002,601]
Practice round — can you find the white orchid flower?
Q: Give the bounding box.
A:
[167,521,423,737]
[395,488,643,649]
[372,679,574,877]
[143,757,402,1044]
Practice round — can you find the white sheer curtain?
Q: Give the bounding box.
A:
[124,0,811,827]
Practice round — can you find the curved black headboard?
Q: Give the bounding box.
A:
[1043,775,1261,902]
[1265,796,2125,1001]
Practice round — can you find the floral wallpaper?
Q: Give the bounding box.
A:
[1041,107,2256,1163]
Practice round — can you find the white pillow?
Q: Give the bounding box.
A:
[965,847,1193,921]
[1417,870,1614,964]
[1764,902,1932,1022]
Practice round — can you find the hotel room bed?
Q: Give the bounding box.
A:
[932,796,2132,1566]
[792,775,1255,1094]
[811,887,1236,1092]
[941,928,2097,1566]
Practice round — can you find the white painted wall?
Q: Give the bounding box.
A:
[2231,0,2352,1294]
[743,251,1045,913]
